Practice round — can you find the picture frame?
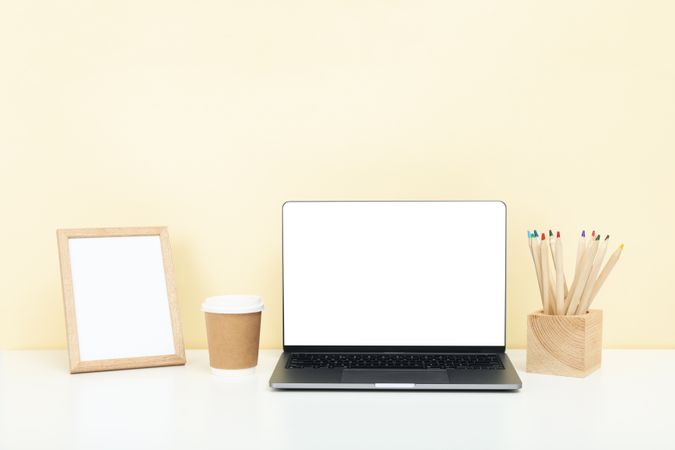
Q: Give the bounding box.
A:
[57,227,186,373]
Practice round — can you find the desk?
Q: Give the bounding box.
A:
[0,350,673,450]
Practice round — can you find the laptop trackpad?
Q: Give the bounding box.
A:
[342,369,449,384]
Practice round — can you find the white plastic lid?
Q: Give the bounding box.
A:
[201,295,264,314]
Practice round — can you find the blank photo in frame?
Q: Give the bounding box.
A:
[57,227,185,373]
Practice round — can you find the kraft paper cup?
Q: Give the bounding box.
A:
[201,295,264,376]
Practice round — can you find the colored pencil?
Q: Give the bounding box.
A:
[545,230,557,306]
[530,231,545,309]
[566,235,600,315]
[574,230,586,281]
[549,230,569,298]
[544,230,557,304]
[582,244,624,313]
[541,234,552,314]
[554,232,565,315]
[576,235,610,314]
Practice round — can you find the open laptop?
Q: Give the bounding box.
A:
[269,201,522,390]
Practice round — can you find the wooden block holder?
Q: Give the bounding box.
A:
[526,309,602,377]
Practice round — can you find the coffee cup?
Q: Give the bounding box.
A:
[201,295,264,376]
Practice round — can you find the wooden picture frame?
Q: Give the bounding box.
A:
[57,227,186,373]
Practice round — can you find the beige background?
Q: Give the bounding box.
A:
[1,1,673,350]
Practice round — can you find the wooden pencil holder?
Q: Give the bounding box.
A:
[526,309,602,378]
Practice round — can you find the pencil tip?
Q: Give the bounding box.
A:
[620,243,624,249]
[549,230,553,236]
[582,230,586,237]
[527,231,531,238]
[557,231,560,238]
[596,235,601,241]
[534,230,538,237]
[542,233,546,240]
[605,235,610,240]
[592,230,596,237]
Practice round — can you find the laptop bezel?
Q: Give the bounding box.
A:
[281,200,508,354]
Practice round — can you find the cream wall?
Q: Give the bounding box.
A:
[1,1,674,350]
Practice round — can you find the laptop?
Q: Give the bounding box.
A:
[269,201,522,390]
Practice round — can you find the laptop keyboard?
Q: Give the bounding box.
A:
[287,353,504,370]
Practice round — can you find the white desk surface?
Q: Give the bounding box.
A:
[1,349,673,450]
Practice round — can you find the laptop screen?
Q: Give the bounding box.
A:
[282,201,506,347]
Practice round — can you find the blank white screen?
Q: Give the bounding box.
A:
[283,201,506,346]
[69,236,176,361]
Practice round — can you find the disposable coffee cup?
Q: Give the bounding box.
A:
[201,295,264,376]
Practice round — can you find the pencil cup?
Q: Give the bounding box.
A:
[526,309,602,378]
